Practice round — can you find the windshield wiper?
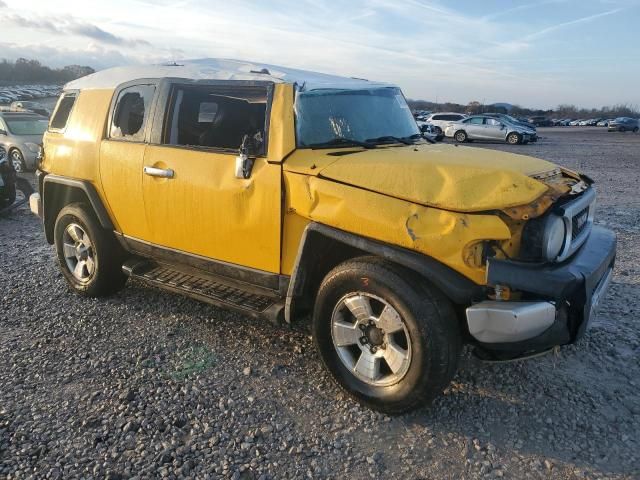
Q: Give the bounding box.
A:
[304,137,376,149]
[365,135,413,145]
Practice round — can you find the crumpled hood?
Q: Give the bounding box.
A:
[316,144,557,212]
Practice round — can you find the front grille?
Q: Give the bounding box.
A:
[571,206,590,240]
[556,187,595,262]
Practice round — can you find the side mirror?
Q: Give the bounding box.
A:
[0,129,6,136]
[235,134,255,179]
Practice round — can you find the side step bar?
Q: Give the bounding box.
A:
[122,258,284,324]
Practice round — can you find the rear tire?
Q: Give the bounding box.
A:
[54,203,127,297]
[633,127,639,133]
[454,130,467,143]
[312,257,461,414]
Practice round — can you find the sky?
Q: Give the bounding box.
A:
[1,0,639,109]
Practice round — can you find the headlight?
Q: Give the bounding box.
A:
[25,142,40,153]
[542,215,566,261]
[521,214,567,262]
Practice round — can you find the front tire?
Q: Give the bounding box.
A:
[454,130,467,143]
[633,127,639,133]
[10,149,25,173]
[507,132,521,144]
[312,257,461,414]
[54,203,127,297]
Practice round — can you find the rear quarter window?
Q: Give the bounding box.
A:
[49,93,77,131]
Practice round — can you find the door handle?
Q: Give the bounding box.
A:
[143,166,174,178]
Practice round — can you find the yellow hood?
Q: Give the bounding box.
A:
[313,144,557,212]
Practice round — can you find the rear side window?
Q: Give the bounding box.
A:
[49,93,77,130]
[485,118,501,126]
[447,114,464,121]
[110,85,155,141]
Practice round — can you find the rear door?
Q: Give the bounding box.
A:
[99,83,157,240]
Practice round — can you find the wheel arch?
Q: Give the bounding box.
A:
[42,174,114,244]
[285,222,480,323]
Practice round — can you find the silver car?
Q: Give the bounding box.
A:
[0,112,48,172]
[445,115,532,144]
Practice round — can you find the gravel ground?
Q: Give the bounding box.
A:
[1,127,638,479]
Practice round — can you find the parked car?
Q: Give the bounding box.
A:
[10,101,51,117]
[596,119,614,127]
[29,59,615,413]
[0,112,48,172]
[527,116,553,127]
[423,112,467,134]
[418,123,444,141]
[569,119,583,126]
[607,117,639,132]
[484,112,536,131]
[444,115,533,144]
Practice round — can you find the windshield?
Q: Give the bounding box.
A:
[295,87,420,148]
[5,118,48,135]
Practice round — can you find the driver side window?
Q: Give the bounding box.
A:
[164,84,268,154]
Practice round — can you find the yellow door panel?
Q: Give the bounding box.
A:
[99,141,149,238]
[142,146,282,273]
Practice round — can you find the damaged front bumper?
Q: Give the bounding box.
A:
[466,225,616,360]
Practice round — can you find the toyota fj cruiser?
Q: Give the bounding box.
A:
[30,59,616,413]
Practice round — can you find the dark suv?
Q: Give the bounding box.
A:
[607,117,639,132]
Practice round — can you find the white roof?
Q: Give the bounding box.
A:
[65,58,392,92]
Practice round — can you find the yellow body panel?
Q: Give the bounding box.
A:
[312,144,554,212]
[142,147,282,273]
[282,172,511,284]
[99,140,149,239]
[41,89,113,182]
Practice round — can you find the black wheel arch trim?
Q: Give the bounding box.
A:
[42,173,114,243]
[285,222,480,322]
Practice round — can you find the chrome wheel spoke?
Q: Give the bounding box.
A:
[67,225,82,243]
[353,351,380,382]
[73,260,86,279]
[85,256,95,275]
[333,320,361,347]
[63,242,77,259]
[344,295,372,322]
[376,305,404,333]
[383,341,410,374]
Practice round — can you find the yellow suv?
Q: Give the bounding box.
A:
[30,59,616,413]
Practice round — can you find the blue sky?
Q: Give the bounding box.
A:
[2,0,639,108]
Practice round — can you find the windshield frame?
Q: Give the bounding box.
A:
[294,86,422,149]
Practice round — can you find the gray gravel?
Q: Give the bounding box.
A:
[1,127,639,479]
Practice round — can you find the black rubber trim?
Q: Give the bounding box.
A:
[121,235,287,293]
[487,226,616,302]
[42,174,114,229]
[285,222,480,322]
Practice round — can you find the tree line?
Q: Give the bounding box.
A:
[408,99,640,119]
[0,58,95,85]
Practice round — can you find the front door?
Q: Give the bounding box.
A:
[141,82,282,273]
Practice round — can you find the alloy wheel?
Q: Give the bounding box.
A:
[62,223,96,282]
[10,150,24,173]
[331,293,412,387]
